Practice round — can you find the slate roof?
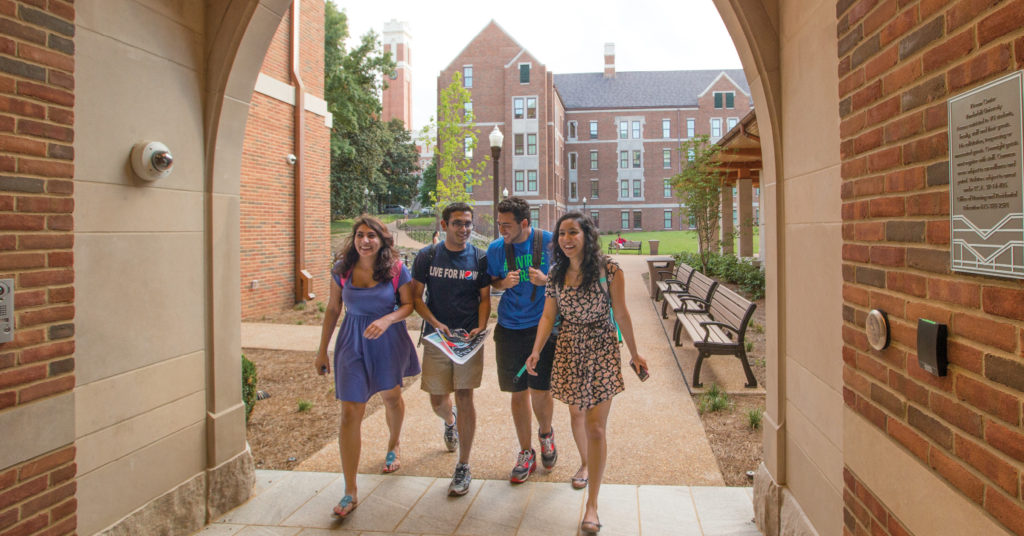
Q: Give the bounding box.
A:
[554,69,749,109]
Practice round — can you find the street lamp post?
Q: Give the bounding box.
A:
[363,187,369,215]
[503,187,509,199]
[582,196,588,214]
[489,126,504,239]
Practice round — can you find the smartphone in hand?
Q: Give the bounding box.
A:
[629,360,649,382]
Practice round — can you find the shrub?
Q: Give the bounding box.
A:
[748,407,764,430]
[242,354,257,422]
[297,400,313,412]
[697,383,731,414]
[675,251,765,300]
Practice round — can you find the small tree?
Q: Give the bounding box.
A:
[433,71,489,214]
[671,135,725,272]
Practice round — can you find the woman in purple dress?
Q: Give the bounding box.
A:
[314,215,420,519]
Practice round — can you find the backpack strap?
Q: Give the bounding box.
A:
[529,230,543,301]
[337,260,402,292]
[598,262,623,343]
[504,240,516,274]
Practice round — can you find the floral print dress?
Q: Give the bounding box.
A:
[546,261,625,410]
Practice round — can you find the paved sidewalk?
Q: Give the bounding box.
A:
[227,254,762,535]
[198,469,759,536]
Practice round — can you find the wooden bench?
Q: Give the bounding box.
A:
[607,240,642,254]
[664,268,717,321]
[654,263,696,302]
[676,283,758,388]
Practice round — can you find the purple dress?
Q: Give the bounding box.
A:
[332,265,420,403]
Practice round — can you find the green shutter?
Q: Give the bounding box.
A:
[714,92,722,108]
[520,64,530,83]
[726,93,734,108]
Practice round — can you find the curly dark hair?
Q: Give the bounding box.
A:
[549,212,605,291]
[332,214,399,283]
[497,196,530,223]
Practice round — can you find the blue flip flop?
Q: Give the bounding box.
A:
[382,450,401,473]
[332,494,358,518]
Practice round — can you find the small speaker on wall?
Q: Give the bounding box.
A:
[917,319,948,377]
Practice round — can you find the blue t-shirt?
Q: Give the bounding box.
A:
[486,228,553,329]
[412,242,489,334]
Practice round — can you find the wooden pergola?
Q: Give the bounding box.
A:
[713,109,762,258]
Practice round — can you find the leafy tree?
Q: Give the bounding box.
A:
[670,135,725,272]
[418,154,437,208]
[433,72,489,214]
[324,1,396,217]
[379,119,421,210]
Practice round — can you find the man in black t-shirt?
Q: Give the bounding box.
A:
[411,202,490,496]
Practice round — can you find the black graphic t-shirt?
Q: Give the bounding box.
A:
[412,242,489,334]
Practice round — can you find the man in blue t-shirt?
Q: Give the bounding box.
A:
[412,202,490,497]
[486,196,558,483]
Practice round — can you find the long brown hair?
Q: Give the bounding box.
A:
[332,214,399,283]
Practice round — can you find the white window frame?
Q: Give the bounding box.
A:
[570,181,578,200]
[463,66,473,88]
[710,118,722,139]
[590,210,600,228]
[527,170,538,192]
[589,120,598,139]
[620,211,629,230]
[664,210,672,229]
[527,133,537,155]
[619,180,629,199]
[664,179,672,198]
[632,150,641,168]
[567,121,577,140]
[590,179,599,199]
[687,118,695,138]
[662,118,671,138]
[464,101,473,119]
[663,149,671,169]
[619,151,628,169]
[590,150,598,170]
[514,134,525,156]
[513,97,524,119]
[631,120,641,139]
[526,97,537,119]
[530,207,539,223]
[619,121,628,139]
[464,136,472,158]
[727,117,739,130]
[632,179,641,198]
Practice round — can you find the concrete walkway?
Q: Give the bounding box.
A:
[214,254,761,535]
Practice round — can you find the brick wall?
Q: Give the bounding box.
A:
[0,1,77,535]
[240,0,330,320]
[838,0,1024,533]
[843,468,913,536]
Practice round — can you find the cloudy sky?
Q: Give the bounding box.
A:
[337,0,743,132]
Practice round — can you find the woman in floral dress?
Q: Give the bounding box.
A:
[314,215,420,519]
[525,212,648,535]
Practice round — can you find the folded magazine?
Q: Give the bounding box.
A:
[423,328,488,365]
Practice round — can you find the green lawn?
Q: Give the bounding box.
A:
[599,230,759,255]
[331,214,407,235]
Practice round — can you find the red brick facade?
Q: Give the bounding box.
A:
[0,1,77,534]
[838,0,1024,533]
[240,0,331,320]
[440,22,753,233]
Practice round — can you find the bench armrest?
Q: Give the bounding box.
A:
[656,270,675,280]
[669,293,710,313]
[698,320,739,341]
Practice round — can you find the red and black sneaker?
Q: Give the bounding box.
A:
[539,427,558,469]
[509,448,537,483]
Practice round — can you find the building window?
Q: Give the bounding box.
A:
[464,101,473,119]
[464,66,473,87]
[527,133,537,155]
[664,179,672,198]
[515,170,525,191]
[662,119,671,138]
[620,180,629,198]
[514,134,524,156]
[589,120,598,139]
[520,63,531,83]
[687,118,695,138]
[590,180,599,199]
[590,210,600,228]
[632,179,641,198]
[619,121,628,139]
[514,98,524,119]
[688,148,695,161]
[633,210,642,228]
[569,153,577,170]
[714,91,735,109]
[466,180,473,193]
[526,97,537,119]
[632,150,641,168]
[620,211,629,230]
[568,121,577,139]
[631,120,640,139]
[527,170,538,192]
[464,136,472,158]
[530,207,539,223]
[619,151,628,168]
[663,149,671,169]
[727,117,739,130]
[570,181,577,199]
[664,210,672,229]
[590,150,598,170]
[711,118,722,139]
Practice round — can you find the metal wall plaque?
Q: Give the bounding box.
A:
[865,309,890,351]
[948,70,1024,279]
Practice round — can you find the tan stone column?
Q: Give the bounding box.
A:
[720,181,734,254]
[738,172,753,257]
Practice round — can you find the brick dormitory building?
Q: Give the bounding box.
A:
[437,21,757,235]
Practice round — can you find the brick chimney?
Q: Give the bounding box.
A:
[604,43,615,78]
